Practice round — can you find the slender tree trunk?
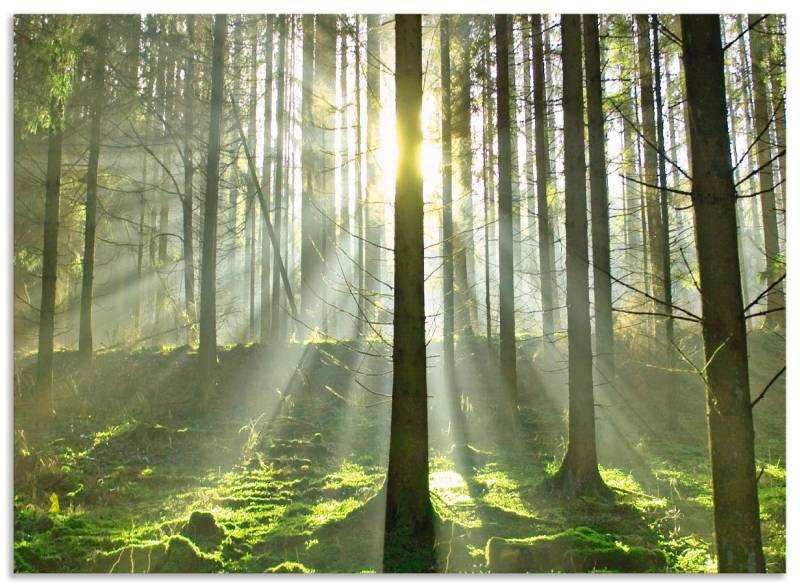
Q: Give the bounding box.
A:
[199,14,226,407]
[583,15,614,380]
[300,14,319,334]
[748,14,785,330]
[635,14,669,346]
[79,19,106,368]
[440,15,455,392]
[339,16,352,324]
[383,14,433,573]
[271,16,288,344]
[260,16,274,342]
[354,16,366,338]
[365,15,383,329]
[651,17,675,367]
[245,21,259,341]
[681,15,766,572]
[552,14,608,497]
[183,15,197,342]
[481,40,495,342]
[531,14,556,341]
[495,14,519,424]
[36,96,65,420]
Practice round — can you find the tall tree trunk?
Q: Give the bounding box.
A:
[748,14,785,330]
[531,14,557,341]
[300,14,320,334]
[245,20,259,341]
[383,14,433,573]
[271,16,288,344]
[651,17,675,368]
[183,15,197,343]
[583,15,614,381]
[199,14,226,407]
[681,14,766,572]
[635,14,669,347]
[440,15,455,393]
[260,16,274,343]
[314,15,337,335]
[36,96,65,420]
[481,35,495,341]
[495,14,519,421]
[552,14,607,497]
[339,16,352,323]
[354,16,366,338]
[365,15,383,329]
[79,18,106,368]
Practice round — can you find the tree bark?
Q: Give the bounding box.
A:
[183,15,197,342]
[271,16,288,343]
[383,14,434,573]
[583,14,614,380]
[199,14,226,407]
[681,14,766,572]
[78,18,106,368]
[440,15,455,392]
[552,14,607,497]
[495,14,518,411]
[747,14,785,330]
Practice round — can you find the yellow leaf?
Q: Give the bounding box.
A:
[49,492,60,513]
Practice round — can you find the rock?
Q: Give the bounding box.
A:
[160,535,221,573]
[182,511,225,551]
[486,527,666,573]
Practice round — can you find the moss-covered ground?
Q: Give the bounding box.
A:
[13,329,785,573]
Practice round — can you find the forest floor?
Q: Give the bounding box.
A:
[13,328,785,573]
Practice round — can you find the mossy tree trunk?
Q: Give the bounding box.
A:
[681,14,766,573]
[383,14,434,573]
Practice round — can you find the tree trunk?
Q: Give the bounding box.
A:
[365,15,383,330]
[354,16,366,338]
[531,14,557,341]
[383,14,434,573]
[583,14,614,380]
[495,14,518,413]
[440,15,455,392]
[78,19,106,368]
[635,14,670,347]
[36,96,65,420]
[183,15,197,343]
[552,14,607,497]
[747,14,785,330]
[271,16,288,343]
[199,14,226,407]
[681,14,766,572]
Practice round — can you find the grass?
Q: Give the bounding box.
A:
[13,332,785,573]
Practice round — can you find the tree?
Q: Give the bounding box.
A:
[440,15,455,393]
[635,14,671,351]
[383,14,434,573]
[583,14,613,380]
[182,15,197,341]
[681,14,766,572]
[747,14,785,330]
[531,14,557,341]
[199,14,226,407]
[551,14,608,497]
[270,16,288,343]
[78,17,106,369]
[495,14,517,408]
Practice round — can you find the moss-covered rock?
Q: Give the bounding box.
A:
[182,511,225,551]
[160,535,222,573]
[486,527,666,573]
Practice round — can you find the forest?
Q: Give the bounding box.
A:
[12,12,786,574]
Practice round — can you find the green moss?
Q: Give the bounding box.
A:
[160,535,222,573]
[486,527,666,573]
[264,561,314,573]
